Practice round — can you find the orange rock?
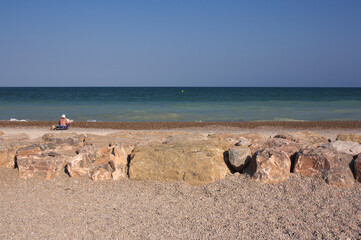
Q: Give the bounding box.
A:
[250,148,291,184]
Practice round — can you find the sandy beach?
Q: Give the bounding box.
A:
[1,122,361,239]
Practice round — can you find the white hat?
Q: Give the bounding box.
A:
[61,114,66,118]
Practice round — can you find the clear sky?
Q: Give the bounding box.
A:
[0,0,360,87]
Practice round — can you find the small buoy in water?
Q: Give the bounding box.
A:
[181,90,184,93]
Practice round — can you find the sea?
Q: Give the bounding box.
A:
[0,87,360,122]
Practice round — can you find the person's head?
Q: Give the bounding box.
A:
[61,114,66,118]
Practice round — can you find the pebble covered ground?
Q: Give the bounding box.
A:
[1,168,360,239]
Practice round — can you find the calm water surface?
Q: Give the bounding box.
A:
[0,87,360,122]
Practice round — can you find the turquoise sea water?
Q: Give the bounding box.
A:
[0,87,360,122]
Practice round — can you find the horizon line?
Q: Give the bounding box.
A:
[0,86,361,88]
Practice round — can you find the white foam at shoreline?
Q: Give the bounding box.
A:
[10,118,27,122]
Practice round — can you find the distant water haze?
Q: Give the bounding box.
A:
[0,87,360,122]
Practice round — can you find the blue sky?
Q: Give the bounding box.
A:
[0,1,360,87]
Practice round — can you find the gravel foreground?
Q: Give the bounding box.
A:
[1,167,360,240]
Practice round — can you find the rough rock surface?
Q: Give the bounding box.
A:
[234,137,251,147]
[336,133,361,144]
[66,145,111,179]
[354,154,361,182]
[294,147,354,187]
[250,138,301,157]
[162,133,208,144]
[85,131,167,147]
[249,148,291,183]
[41,132,85,148]
[208,132,263,146]
[66,144,133,180]
[324,141,361,156]
[0,134,30,168]
[14,134,84,179]
[0,145,18,168]
[91,165,112,181]
[109,144,133,180]
[274,131,328,148]
[227,147,251,171]
[15,143,75,179]
[129,141,230,185]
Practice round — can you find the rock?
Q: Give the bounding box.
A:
[294,147,354,187]
[66,143,133,180]
[227,147,251,171]
[354,155,361,182]
[41,133,85,148]
[0,132,3,135]
[0,135,32,168]
[66,154,91,177]
[274,131,328,148]
[250,138,301,158]
[162,133,208,144]
[67,145,106,178]
[235,137,251,147]
[16,144,44,158]
[323,166,355,188]
[109,144,133,180]
[15,143,77,179]
[85,131,167,147]
[240,133,264,142]
[249,148,291,184]
[336,134,361,144]
[208,132,263,146]
[0,146,18,168]
[16,155,66,179]
[324,141,361,156]
[129,141,230,185]
[91,166,112,181]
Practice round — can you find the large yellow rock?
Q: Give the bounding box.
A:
[336,134,361,144]
[128,141,230,185]
[84,131,169,147]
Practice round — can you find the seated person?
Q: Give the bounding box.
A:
[52,114,71,130]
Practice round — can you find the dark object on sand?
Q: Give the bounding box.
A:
[51,125,68,130]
